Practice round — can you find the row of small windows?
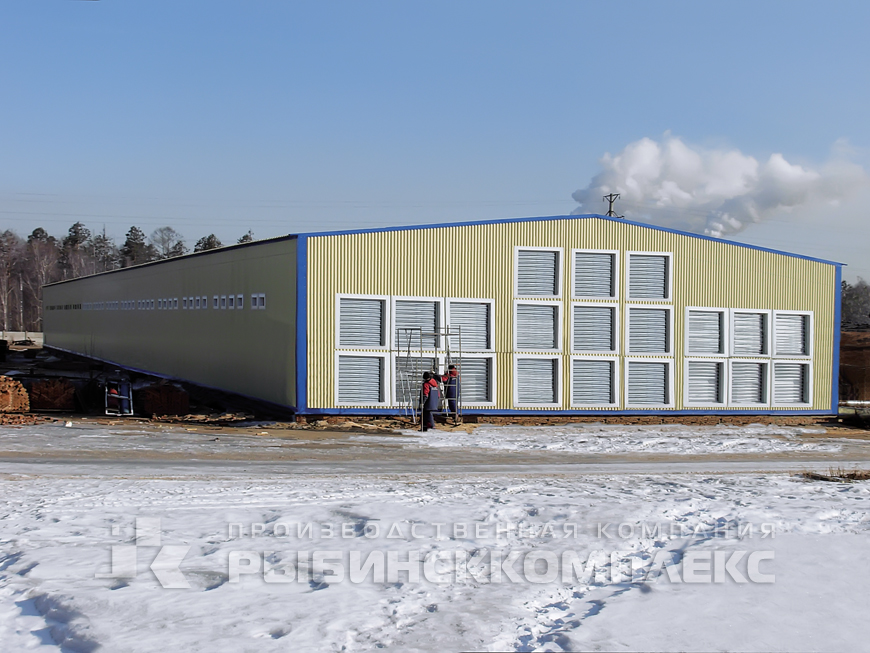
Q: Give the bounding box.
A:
[515,248,671,301]
[334,354,811,408]
[81,294,267,311]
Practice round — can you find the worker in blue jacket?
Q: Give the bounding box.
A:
[442,365,460,423]
[419,372,440,432]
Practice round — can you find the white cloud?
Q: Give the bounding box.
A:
[572,135,868,237]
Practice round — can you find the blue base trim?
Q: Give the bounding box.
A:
[44,345,299,414]
[298,407,836,417]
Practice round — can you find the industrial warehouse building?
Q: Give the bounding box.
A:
[42,214,842,417]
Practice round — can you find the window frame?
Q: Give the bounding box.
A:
[513,246,564,299]
[569,355,619,408]
[390,295,445,351]
[335,293,390,351]
[445,297,495,353]
[625,304,674,355]
[513,354,562,408]
[684,306,728,357]
[729,309,771,358]
[625,251,673,302]
[451,352,497,407]
[624,357,675,409]
[220,295,227,309]
[772,310,813,359]
[513,300,563,353]
[771,360,813,407]
[570,248,619,300]
[727,358,771,407]
[334,351,391,406]
[683,357,728,408]
[570,302,619,354]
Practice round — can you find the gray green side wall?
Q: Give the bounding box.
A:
[42,238,298,408]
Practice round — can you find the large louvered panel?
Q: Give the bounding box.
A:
[627,361,668,405]
[517,250,559,296]
[687,310,723,355]
[775,314,808,356]
[457,358,492,403]
[448,302,490,351]
[687,360,723,404]
[516,304,558,350]
[394,300,439,349]
[572,359,614,404]
[628,308,669,353]
[731,362,767,404]
[394,357,437,405]
[337,356,384,403]
[516,358,557,404]
[629,254,668,299]
[574,252,614,298]
[774,363,808,404]
[573,306,614,351]
[733,312,767,356]
[339,298,385,348]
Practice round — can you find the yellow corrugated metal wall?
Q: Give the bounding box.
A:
[306,217,835,411]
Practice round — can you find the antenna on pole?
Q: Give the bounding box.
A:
[603,193,623,218]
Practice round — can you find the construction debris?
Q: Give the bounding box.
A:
[29,378,76,411]
[0,376,30,413]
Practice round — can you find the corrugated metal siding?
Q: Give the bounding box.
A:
[306,217,836,412]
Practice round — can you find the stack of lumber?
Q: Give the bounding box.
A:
[141,384,189,416]
[30,378,76,411]
[0,376,30,413]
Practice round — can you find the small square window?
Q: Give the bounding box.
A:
[250,294,257,309]
[213,295,219,309]
[195,297,200,309]
[182,298,187,309]
[228,296,235,309]
[221,295,227,309]
[237,294,243,309]
[173,298,178,309]
[258,294,266,309]
[202,296,207,308]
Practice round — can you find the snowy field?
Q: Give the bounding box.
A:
[1,422,869,652]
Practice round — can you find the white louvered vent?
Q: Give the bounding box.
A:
[628,254,668,299]
[516,358,558,404]
[733,312,768,356]
[628,308,669,353]
[517,250,559,296]
[627,361,669,405]
[774,363,809,404]
[516,304,558,350]
[572,359,614,404]
[457,358,492,403]
[687,360,723,404]
[339,298,385,348]
[731,362,767,404]
[573,306,615,352]
[775,314,809,356]
[574,252,614,298]
[337,356,384,404]
[394,300,439,349]
[448,302,490,351]
[687,310,724,355]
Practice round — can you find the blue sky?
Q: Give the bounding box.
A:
[2,1,868,278]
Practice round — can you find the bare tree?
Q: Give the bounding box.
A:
[0,231,24,331]
[150,227,188,259]
[21,228,61,331]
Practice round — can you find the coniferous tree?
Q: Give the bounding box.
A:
[120,226,157,267]
[194,234,222,252]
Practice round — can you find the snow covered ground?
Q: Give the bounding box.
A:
[1,422,869,652]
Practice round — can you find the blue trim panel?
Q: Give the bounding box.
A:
[298,408,836,417]
[43,345,298,413]
[298,214,843,267]
[295,235,308,413]
[832,265,843,411]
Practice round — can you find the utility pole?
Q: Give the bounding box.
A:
[603,193,623,218]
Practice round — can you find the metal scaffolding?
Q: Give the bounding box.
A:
[393,325,463,425]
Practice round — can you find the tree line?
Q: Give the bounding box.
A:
[0,223,255,332]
